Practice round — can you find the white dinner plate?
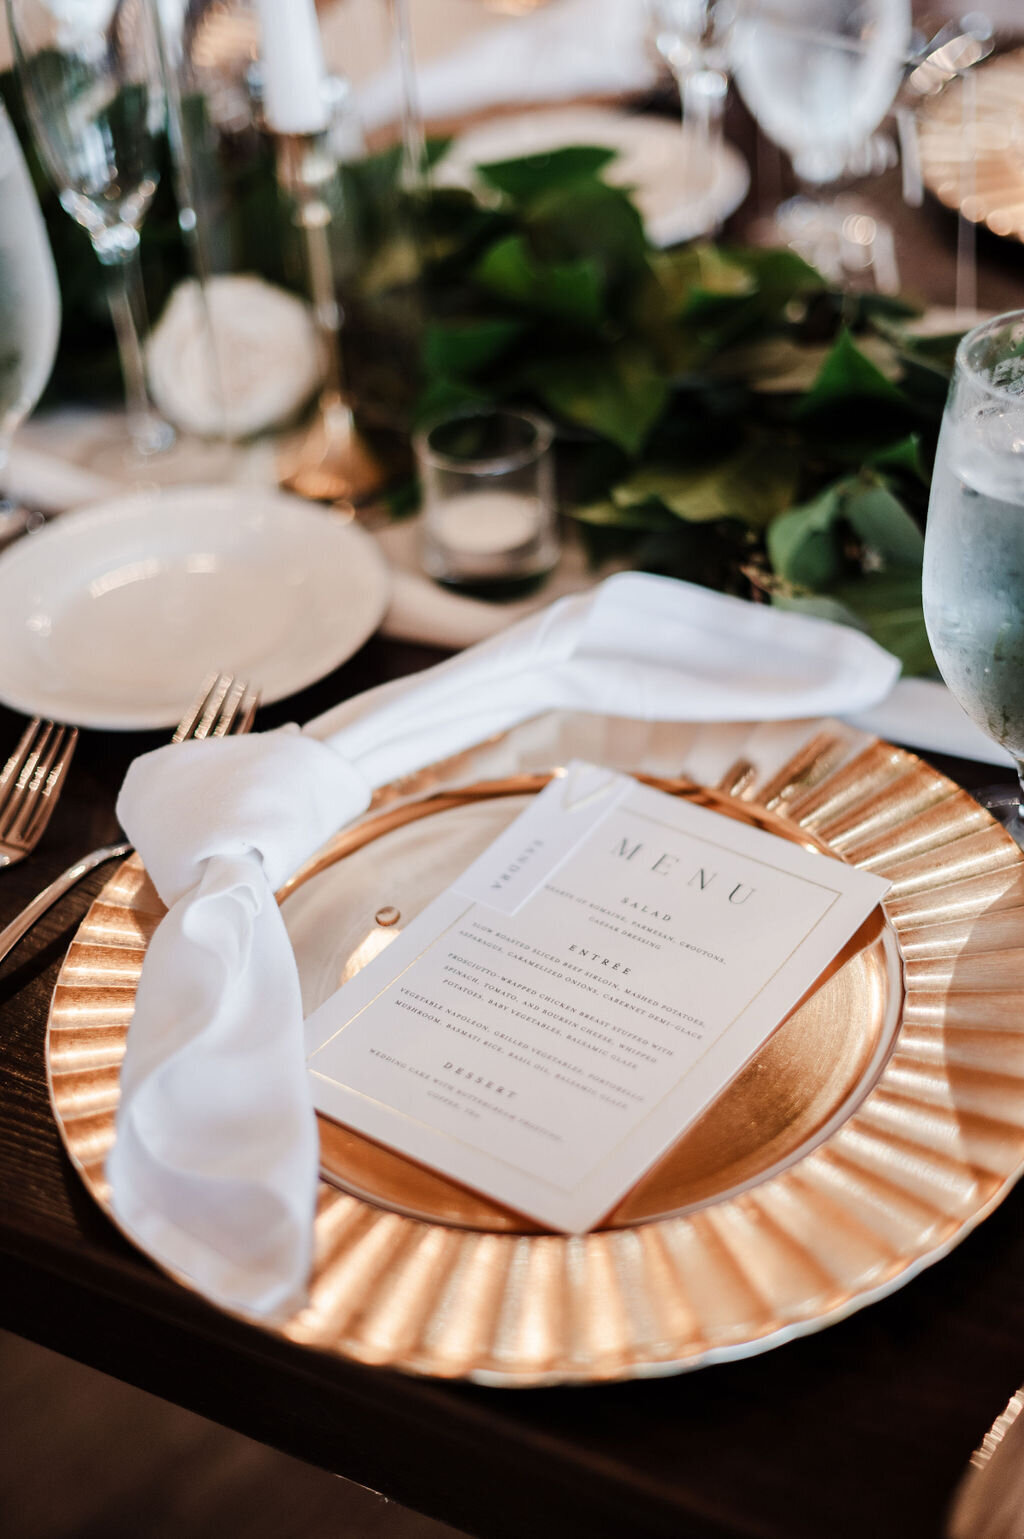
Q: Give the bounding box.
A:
[0,486,391,730]
[438,106,750,248]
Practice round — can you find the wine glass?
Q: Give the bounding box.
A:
[0,94,60,539]
[730,0,910,281]
[6,0,174,465]
[648,0,736,233]
[923,311,1024,843]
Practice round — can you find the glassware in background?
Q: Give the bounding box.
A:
[416,409,559,597]
[730,0,911,285]
[923,310,1024,843]
[648,0,735,236]
[257,0,390,502]
[0,94,60,538]
[6,0,174,466]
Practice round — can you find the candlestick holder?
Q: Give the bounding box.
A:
[273,130,388,505]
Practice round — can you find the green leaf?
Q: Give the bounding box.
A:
[425,136,454,169]
[771,592,868,631]
[865,433,928,483]
[650,245,755,317]
[831,572,935,675]
[843,481,924,570]
[732,246,826,299]
[423,318,526,377]
[527,179,648,284]
[473,235,605,326]
[572,497,679,532]
[796,329,908,417]
[528,346,668,453]
[413,375,494,428]
[477,146,618,201]
[613,438,798,528]
[766,483,846,588]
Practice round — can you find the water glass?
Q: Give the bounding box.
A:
[730,0,910,283]
[923,310,1024,839]
[7,0,173,461]
[0,95,60,494]
[416,409,559,596]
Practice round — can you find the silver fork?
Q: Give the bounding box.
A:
[0,718,79,869]
[0,674,259,966]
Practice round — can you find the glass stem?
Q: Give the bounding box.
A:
[96,229,173,457]
[680,67,727,226]
[387,0,427,194]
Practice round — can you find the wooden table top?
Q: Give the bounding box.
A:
[6,81,1024,1539]
[2,632,1024,1539]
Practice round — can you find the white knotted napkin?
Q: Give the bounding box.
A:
[109,573,900,1320]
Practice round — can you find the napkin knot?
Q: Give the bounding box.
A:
[118,727,371,900]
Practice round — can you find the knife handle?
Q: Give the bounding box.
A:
[0,841,133,965]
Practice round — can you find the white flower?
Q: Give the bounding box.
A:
[146,274,322,439]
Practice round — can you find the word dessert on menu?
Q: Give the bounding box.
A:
[304,762,890,1231]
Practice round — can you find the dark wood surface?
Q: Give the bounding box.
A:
[2,633,1024,1539]
[7,63,1024,1539]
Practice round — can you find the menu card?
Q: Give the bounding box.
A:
[304,763,890,1231]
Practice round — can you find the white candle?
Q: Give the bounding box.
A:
[431,490,542,556]
[257,0,329,137]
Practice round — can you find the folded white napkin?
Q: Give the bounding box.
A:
[357,0,657,133]
[109,572,898,1318]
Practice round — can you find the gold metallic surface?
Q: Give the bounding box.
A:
[918,49,1024,242]
[46,723,1024,1385]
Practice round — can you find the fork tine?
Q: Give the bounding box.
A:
[172,675,223,744]
[0,717,46,820]
[195,674,234,741]
[21,727,78,847]
[210,677,246,738]
[0,720,55,835]
[6,723,64,842]
[234,688,260,737]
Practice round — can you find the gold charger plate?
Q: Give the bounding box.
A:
[919,48,1024,242]
[46,717,1024,1385]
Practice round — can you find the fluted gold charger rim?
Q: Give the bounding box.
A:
[919,48,1024,243]
[46,717,1024,1385]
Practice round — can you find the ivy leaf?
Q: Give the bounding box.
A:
[650,245,755,318]
[423,318,526,377]
[733,246,826,300]
[612,438,798,528]
[572,496,679,531]
[843,480,924,569]
[766,483,846,588]
[796,328,909,417]
[528,346,668,453]
[865,433,928,483]
[474,235,604,326]
[477,146,617,201]
[831,572,935,675]
[527,179,649,285]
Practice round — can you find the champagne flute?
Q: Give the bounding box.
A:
[730,0,910,282]
[0,94,60,538]
[923,311,1024,843]
[6,0,174,464]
